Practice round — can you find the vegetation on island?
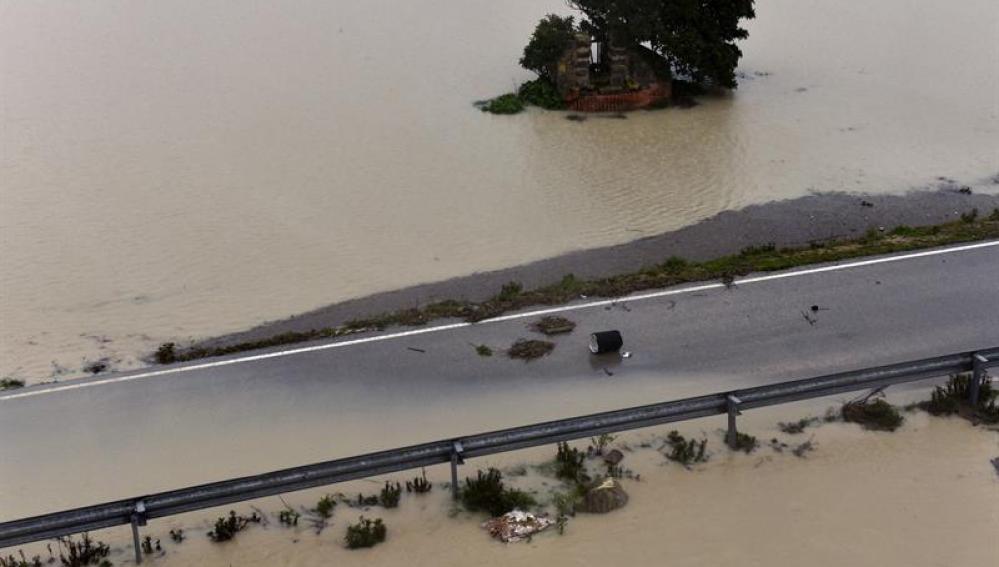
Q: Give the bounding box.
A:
[480,1,756,113]
[151,210,999,366]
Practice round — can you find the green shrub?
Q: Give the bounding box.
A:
[478,94,524,115]
[778,417,818,434]
[57,533,111,566]
[0,378,25,391]
[919,373,999,423]
[0,551,43,567]
[278,508,300,526]
[379,482,401,508]
[461,468,536,517]
[406,469,432,494]
[517,78,566,109]
[154,342,176,364]
[474,344,493,357]
[207,511,260,542]
[315,495,336,519]
[664,431,708,465]
[520,14,576,80]
[345,517,387,549]
[842,398,904,431]
[732,432,759,453]
[554,442,587,484]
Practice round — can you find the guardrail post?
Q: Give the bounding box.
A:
[450,441,465,500]
[130,501,147,565]
[726,395,742,449]
[970,354,988,407]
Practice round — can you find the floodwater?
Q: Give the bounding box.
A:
[2,0,998,381]
[7,408,998,566]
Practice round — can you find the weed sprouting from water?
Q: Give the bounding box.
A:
[554,442,588,485]
[918,373,999,424]
[732,432,759,453]
[406,469,432,494]
[778,417,819,434]
[56,533,111,566]
[278,508,300,527]
[207,511,260,542]
[379,482,402,508]
[315,495,337,519]
[461,468,536,517]
[664,431,708,465]
[345,517,387,549]
[842,394,904,432]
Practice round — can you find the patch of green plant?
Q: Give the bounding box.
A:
[550,489,584,535]
[0,378,24,391]
[889,225,919,237]
[315,495,337,519]
[517,78,566,110]
[379,482,402,508]
[207,511,260,542]
[461,468,536,517]
[919,373,999,424]
[406,469,432,494]
[732,432,759,453]
[474,344,493,357]
[589,433,616,455]
[842,397,904,432]
[56,534,111,566]
[155,215,999,364]
[778,417,819,434]
[168,529,185,543]
[355,493,379,507]
[739,242,775,256]
[140,536,160,555]
[507,339,555,361]
[478,93,525,115]
[278,508,300,526]
[664,430,708,465]
[990,208,999,221]
[554,442,588,484]
[345,517,387,549]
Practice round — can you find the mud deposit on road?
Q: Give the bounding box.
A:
[13,405,997,566]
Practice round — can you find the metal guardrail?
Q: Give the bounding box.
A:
[1,347,996,562]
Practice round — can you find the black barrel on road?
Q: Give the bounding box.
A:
[589,330,623,354]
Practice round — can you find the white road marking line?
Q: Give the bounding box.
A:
[4,239,997,401]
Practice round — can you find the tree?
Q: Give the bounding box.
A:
[520,14,577,80]
[566,0,756,88]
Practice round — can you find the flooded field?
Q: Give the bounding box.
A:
[7,406,997,566]
[2,0,998,381]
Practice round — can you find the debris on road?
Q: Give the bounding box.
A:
[589,330,623,354]
[508,339,555,361]
[407,347,426,353]
[532,315,576,335]
[482,510,554,542]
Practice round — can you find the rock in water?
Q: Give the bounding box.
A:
[603,449,625,466]
[579,477,629,514]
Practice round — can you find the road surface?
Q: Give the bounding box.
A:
[1,241,997,520]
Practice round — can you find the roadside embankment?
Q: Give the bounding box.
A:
[172,189,999,363]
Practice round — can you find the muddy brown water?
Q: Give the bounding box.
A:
[2,0,998,381]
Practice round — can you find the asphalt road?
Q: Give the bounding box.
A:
[2,241,997,520]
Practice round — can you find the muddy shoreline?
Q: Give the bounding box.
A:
[197,189,998,350]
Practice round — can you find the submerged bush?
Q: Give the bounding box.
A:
[406,469,432,494]
[345,517,386,549]
[919,373,999,423]
[315,495,337,519]
[57,534,110,566]
[732,432,759,453]
[461,468,536,517]
[379,482,402,508]
[554,442,587,484]
[778,417,819,434]
[664,431,708,465]
[478,93,524,115]
[842,398,904,431]
[517,78,566,110]
[207,511,260,542]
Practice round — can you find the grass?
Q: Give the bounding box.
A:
[507,339,555,361]
[57,534,111,566]
[315,495,336,519]
[731,432,759,453]
[461,468,536,517]
[379,482,402,508]
[554,442,588,485]
[0,378,25,391]
[153,214,999,364]
[474,344,493,357]
[345,517,387,549]
[278,508,300,527]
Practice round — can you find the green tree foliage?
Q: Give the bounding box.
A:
[520,14,577,80]
[567,0,756,88]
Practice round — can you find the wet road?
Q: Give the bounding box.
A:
[2,241,997,520]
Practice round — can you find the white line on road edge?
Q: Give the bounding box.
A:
[5,239,998,401]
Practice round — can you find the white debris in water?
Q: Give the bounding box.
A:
[481,510,554,543]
